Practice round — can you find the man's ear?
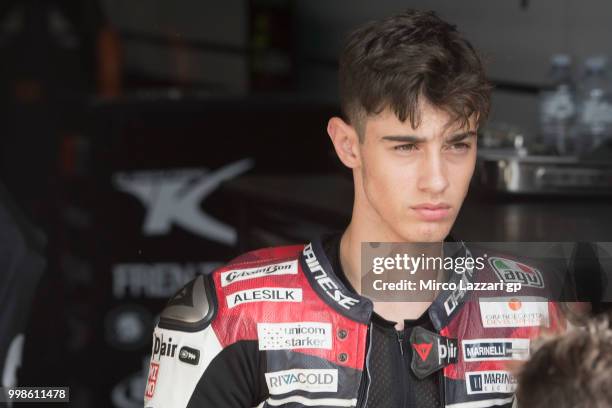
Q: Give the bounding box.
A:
[327,117,361,169]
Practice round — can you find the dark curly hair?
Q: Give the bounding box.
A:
[516,314,612,408]
[339,9,492,141]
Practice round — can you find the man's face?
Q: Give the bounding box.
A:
[356,102,477,242]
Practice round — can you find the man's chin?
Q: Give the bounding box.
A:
[397,221,451,242]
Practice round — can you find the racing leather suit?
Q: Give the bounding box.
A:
[144,237,565,408]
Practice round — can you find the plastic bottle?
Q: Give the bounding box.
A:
[575,56,612,155]
[539,54,576,155]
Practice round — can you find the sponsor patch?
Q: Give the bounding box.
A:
[463,338,530,362]
[303,244,360,310]
[152,333,177,360]
[145,362,159,399]
[489,257,544,288]
[466,370,517,395]
[410,327,458,379]
[178,346,200,365]
[443,273,471,315]
[220,260,298,287]
[265,369,338,394]
[437,337,458,365]
[257,322,332,350]
[226,287,302,308]
[413,343,433,362]
[479,297,549,328]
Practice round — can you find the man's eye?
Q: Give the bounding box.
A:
[450,142,471,151]
[394,144,418,152]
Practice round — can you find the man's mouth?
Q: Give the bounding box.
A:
[410,203,451,222]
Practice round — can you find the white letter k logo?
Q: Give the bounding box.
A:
[113,159,254,245]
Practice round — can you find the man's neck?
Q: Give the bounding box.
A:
[339,221,421,293]
[339,222,438,329]
[339,224,362,293]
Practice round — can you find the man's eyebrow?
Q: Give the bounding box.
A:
[381,135,426,143]
[446,131,477,143]
[380,131,477,143]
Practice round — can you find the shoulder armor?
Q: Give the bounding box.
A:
[158,273,217,332]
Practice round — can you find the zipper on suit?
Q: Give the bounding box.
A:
[396,328,409,408]
[396,329,404,355]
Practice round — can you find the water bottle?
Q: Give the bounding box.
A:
[539,54,576,155]
[575,56,612,155]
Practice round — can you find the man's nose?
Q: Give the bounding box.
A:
[417,152,449,194]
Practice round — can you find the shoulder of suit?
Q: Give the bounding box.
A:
[158,273,217,332]
[225,244,305,267]
[158,244,306,332]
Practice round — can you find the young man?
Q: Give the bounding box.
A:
[144,10,564,408]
